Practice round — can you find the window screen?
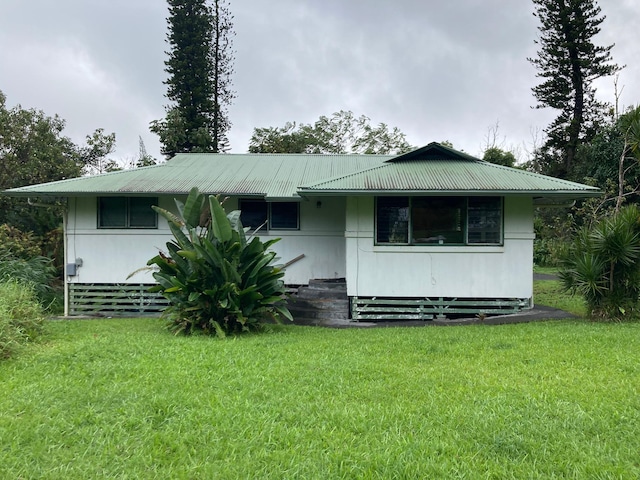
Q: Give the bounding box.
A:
[375,196,502,246]
[270,202,299,229]
[412,197,465,244]
[99,197,127,228]
[467,197,502,244]
[129,198,157,228]
[98,197,157,229]
[239,200,268,230]
[239,199,300,231]
[376,197,409,243]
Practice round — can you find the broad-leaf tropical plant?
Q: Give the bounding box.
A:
[148,187,292,336]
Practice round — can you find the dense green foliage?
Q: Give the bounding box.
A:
[148,188,291,336]
[482,146,517,167]
[1,318,639,477]
[0,250,57,305]
[559,204,640,320]
[0,91,81,234]
[0,224,42,259]
[533,106,640,269]
[249,110,413,154]
[0,281,45,359]
[529,0,621,177]
[0,91,157,293]
[0,91,119,218]
[151,0,235,157]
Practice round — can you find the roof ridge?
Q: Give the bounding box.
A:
[301,162,388,189]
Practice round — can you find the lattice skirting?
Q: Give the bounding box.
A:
[68,283,168,315]
[351,297,532,321]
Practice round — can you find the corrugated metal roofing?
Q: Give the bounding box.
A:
[3,144,599,199]
[4,153,391,199]
[299,159,600,196]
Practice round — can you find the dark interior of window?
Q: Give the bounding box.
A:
[240,199,299,231]
[467,197,502,244]
[99,197,127,228]
[376,197,409,243]
[412,197,464,244]
[376,196,502,245]
[129,198,158,228]
[270,202,299,229]
[239,200,268,230]
[98,197,157,229]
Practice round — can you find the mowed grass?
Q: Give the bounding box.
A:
[534,277,588,317]
[2,313,640,479]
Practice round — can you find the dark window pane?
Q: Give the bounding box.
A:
[99,197,127,228]
[270,202,299,229]
[412,197,465,244]
[376,197,409,243]
[468,197,502,244]
[240,200,268,230]
[129,197,157,228]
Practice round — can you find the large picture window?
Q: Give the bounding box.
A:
[376,196,502,245]
[98,197,158,229]
[239,199,299,231]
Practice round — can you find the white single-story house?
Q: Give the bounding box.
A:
[5,142,599,320]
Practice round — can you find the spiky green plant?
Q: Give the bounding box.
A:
[559,204,640,320]
[148,188,292,337]
[0,280,45,359]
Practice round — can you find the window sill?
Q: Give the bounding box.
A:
[373,245,504,253]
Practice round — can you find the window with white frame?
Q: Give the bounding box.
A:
[375,196,502,245]
[98,197,158,229]
[239,199,299,231]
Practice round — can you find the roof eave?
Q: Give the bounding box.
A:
[297,189,602,198]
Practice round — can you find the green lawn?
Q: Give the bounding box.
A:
[534,277,588,317]
[2,313,639,478]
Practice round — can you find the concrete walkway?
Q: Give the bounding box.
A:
[297,273,574,328]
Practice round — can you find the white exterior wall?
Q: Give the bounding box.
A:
[344,196,534,299]
[64,195,346,287]
[65,194,535,301]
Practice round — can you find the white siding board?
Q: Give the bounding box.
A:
[345,196,534,300]
[65,195,347,287]
[64,193,534,300]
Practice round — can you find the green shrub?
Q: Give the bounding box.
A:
[0,252,56,305]
[533,237,567,267]
[559,204,640,320]
[0,224,42,259]
[148,188,292,337]
[0,281,45,359]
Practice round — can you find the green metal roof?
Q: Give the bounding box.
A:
[3,143,600,200]
[299,158,600,198]
[4,153,391,200]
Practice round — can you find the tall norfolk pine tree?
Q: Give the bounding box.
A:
[529,0,621,177]
[151,0,235,158]
[210,0,235,153]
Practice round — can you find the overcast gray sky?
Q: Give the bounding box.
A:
[1,0,638,164]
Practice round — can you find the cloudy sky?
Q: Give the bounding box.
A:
[1,0,638,164]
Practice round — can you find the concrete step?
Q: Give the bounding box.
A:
[307,278,347,289]
[297,289,347,300]
[288,297,349,310]
[296,283,348,300]
[287,304,350,321]
[287,278,350,324]
[291,316,377,328]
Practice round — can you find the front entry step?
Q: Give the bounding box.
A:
[287,279,353,326]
